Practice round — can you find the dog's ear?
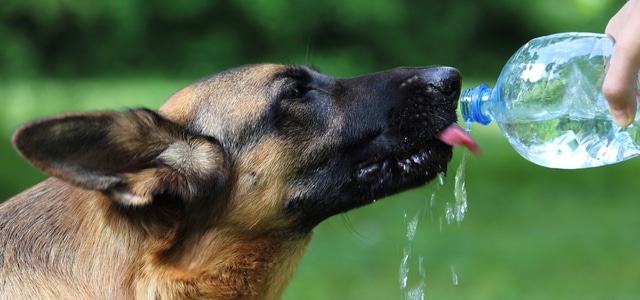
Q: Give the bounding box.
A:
[12,109,226,206]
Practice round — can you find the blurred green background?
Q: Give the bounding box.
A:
[2,0,639,299]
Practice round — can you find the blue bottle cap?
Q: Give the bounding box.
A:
[460,84,492,125]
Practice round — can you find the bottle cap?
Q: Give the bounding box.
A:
[460,84,492,125]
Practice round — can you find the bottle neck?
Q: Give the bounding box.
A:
[461,84,493,125]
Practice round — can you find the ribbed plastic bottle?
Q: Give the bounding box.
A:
[461,32,640,169]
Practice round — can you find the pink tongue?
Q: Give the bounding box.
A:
[437,123,480,156]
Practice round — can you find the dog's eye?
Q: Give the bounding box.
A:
[290,87,303,98]
[282,85,308,100]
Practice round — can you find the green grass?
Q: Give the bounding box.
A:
[2,79,640,299]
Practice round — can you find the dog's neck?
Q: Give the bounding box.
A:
[135,226,312,299]
[125,188,314,299]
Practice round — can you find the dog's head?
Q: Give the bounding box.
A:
[13,64,476,232]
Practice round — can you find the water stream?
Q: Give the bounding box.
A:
[447,151,468,225]
[399,123,471,299]
[399,211,426,300]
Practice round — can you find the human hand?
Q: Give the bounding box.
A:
[603,0,640,127]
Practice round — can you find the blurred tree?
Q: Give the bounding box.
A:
[0,0,623,78]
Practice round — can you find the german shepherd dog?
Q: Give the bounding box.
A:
[0,64,477,299]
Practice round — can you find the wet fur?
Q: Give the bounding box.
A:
[0,64,461,299]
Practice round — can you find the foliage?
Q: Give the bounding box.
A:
[0,0,623,79]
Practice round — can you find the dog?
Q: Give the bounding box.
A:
[0,64,477,299]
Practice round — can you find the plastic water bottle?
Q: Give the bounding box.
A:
[461,32,640,169]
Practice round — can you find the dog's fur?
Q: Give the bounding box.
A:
[0,64,462,299]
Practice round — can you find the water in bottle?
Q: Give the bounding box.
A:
[461,32,640,169]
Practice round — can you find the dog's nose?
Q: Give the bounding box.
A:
[427,67,462,104]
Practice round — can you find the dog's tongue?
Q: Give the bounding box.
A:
[437,123,479,155]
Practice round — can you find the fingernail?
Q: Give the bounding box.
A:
[611,107,632,127]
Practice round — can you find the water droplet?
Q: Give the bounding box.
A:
[400,211,427,300]
[429,193,436,208]
[407,286,425,300]
[451,264,459,286]
[401,161,411,173]
[464,120,473,133]
[399,247,410,289]
[437,172,445,185]
[358,164,380,180]
[444,202,454,225]
[421,151,429,160]
[406,212,419,241]
[453,151,468,223]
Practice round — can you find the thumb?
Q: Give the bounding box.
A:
[602,47,638,127]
